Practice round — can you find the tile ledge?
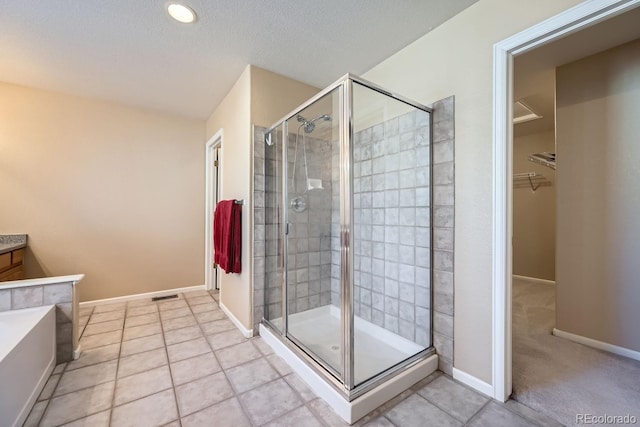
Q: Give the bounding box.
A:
[0,274,85,290]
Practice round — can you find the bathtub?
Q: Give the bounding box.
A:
[0,305,56,427]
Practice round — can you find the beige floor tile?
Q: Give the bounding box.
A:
[54,359,118,396]
[88,310,125,324]
[111,389,178,427]
[122,321,162,341]
[266,353,294,376]
[127,304,158,317]
[160,306,192,320]
[186,295,214,306]
[190,302,219,314]
[125,312,159,328]
[200,319,235,335]
[162,421,181,427]
[38,373,60,401]
[417,375,489,423]
[206,328,246,350]
[23,400,48,427]
[225,358,280,394]
[40,381,115,427]
[361,417,396,427]
[61,410,110,426]
[79,330,122,350]
[181,397,251,427]
[239,378,303,426]
[264,405,324,427]
[195,310,226,324]
[120,333,164,357]
[215,341,262,369]
[66,343,120,371]
[117,347,168,378]
[170,352,221,386]
[53,363,67,374]
[175,372,235,417]
[385,394,463,427]
[82,319,124,336]
[164,325,203,346]
[252,337,274,355]
[306,398,350,427]
[284,373,317,402]
[158,299,188,311]
[79,306,94,317]
[92,302,127,313]
[166,337,211,363]
[162,315,197,331]
[114,365,173,405]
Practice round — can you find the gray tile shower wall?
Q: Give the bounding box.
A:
[431,96,455,375]
[254,95,454,373]
[331,108,432,346]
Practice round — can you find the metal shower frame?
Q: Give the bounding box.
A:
[262,73,435,401]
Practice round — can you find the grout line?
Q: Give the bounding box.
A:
[157,294,183,425]
[188,291,259,426]
[107,300,130,426]
[463,398,493,426]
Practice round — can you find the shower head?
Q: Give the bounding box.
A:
[297,114,332,134]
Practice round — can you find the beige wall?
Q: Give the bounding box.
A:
[251,67,319,128]
[206,66,252,328]
[363,0,583,383]
[513,131,556,281]
[206,65,317,330]
[0,82,206,301]
[556,39,640,352]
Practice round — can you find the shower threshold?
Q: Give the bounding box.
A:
[261,306,438,424]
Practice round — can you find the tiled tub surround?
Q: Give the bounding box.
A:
[25,288,560,427]
[0,274,84,362]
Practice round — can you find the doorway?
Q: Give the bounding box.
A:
[492,0,640,420]
[205,130,223,292]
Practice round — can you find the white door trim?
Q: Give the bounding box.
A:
[492,0,640,402]
[205,130,223,292]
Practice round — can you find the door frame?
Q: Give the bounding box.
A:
[492,0,640,402]
[205,130,223,292]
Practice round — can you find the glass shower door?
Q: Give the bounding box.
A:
[284,87,344,378]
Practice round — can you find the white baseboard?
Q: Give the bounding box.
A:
[512,274,555,286]
[220,302,254,338]
[79,284,205,307]
[552,328,640,362]
[452,368,494,398]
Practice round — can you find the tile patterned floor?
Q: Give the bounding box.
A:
[23,290,562,426]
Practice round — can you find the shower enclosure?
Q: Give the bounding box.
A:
[260,74,434,418]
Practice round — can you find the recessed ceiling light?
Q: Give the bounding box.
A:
[167,3,197,24]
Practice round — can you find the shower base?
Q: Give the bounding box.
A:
[261,305,437,424]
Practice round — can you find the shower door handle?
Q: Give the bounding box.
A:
[285,223,291,235]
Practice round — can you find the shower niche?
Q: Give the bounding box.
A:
[260,74,436,423]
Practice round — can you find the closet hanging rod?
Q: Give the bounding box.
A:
[513,172,543,180]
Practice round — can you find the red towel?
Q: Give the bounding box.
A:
[214,200,242,274]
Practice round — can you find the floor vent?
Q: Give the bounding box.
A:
[151,294,178,302]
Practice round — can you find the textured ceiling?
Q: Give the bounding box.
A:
[0,0,477,119]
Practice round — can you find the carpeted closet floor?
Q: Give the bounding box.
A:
[512,277,640,426]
